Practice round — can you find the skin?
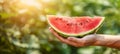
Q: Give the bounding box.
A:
[49,27,120,49]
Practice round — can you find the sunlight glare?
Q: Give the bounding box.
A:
[20,0,41,8]
[18,9,28,14]
[42,0,51,2]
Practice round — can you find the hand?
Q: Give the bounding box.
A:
[49,27,98,47]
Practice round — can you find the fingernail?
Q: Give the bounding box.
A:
[49,29,52,32]
[49,27,51,30]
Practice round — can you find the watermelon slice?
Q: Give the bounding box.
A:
[47,15,105,37]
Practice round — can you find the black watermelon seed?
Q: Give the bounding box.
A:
[86,20,89,23]
[75,24,77,25]
[59,18,62,20]
[67,23,72,26]
[67,23,70,25]
[79,23,83,25]
[55,18,62,20]
[55,18,58,20]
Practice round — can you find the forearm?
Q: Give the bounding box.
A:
[93,34,120,49]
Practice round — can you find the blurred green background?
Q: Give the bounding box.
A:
[0,0,120,54]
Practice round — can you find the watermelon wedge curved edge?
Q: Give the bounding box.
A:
[47,15,105,37]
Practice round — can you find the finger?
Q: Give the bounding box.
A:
[61,39,79,47]
[49,27,52,31]
[67,37,83,43]
[67,37,85,46]
[50,29,78,46]
[48,27,51,29]
[49,28,67,41]
[49,28,78,46]
[65,38,84,47]
[49,28,80,47]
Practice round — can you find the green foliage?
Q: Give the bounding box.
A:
[0,0,120,54]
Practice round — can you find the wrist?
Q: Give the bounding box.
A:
[83,34,101,46]
[92,34,120,49]
[93,35,105,46]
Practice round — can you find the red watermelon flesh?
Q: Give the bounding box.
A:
[47,15,105,36]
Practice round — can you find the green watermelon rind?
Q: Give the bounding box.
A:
[47,15,105,37]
